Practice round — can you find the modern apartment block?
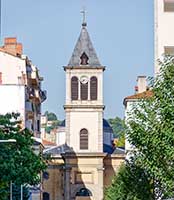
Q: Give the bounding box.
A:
[155,0,174,75]
[0,37,46,137]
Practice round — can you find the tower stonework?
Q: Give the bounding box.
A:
[64,23,105,153]
[42,22,125,200]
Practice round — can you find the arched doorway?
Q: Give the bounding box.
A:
[75,188,93,200]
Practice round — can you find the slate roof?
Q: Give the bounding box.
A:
[68,24,101,67]
[43,144,73,155]
[103,144,115,154]
[113,147,125,154]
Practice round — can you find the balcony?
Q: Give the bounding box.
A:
[28,87,47,104]
[25,101,33,112]
[40,90,47,102]
[28,88,35,100]
[27,65,39,86]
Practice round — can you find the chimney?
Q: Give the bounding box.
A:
[3,37,23,56]
[136,76,147,93]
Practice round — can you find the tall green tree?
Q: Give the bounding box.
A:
[105,159,153,200]
[0,113,46,199]
[126,56,174,199]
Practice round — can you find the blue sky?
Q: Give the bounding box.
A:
[2,0,154,120]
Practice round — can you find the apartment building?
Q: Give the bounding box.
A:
[155,0,174,75]
[0,37,46,137]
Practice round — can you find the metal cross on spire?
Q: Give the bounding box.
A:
[81,7,87,27]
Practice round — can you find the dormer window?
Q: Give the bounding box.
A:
[80,52,89,65]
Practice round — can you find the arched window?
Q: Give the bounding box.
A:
[81,82,88,100]
[90,76,98,100]
[80,52,89,65]
[76,188,92,196]
[71,76,78,100]
[43,192,50,200]
[80,129,88,150]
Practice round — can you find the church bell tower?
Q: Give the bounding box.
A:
[64,21,105,153]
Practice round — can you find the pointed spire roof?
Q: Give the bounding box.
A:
[68,23,101,67]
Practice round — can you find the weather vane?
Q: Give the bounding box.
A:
[81,7,87,26]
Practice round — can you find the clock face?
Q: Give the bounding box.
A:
[80,76,88,84]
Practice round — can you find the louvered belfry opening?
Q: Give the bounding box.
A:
[90,76,97,100]
[80,52,89,65]
[71,76,78,100]
[81,82,88,100]
[80,128,88,150]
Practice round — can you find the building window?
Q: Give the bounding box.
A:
[164,0,174,12]
[81,82,88,100]
[90,76,98,100]
[80,129,88,150]
[37,120,40,132]
[43,171,49,180]
[43,192,50,200]
[71,76,78,100]
[80,52,89,65]
[76,188,92,196]
[164,46,174,55]
[0,72,2,84]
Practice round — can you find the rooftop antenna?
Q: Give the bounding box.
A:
[81,6,87,27]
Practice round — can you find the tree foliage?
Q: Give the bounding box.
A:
[0,113,46,199]
[44,111,62,133]
[108,117,125,147]
[105,159,153,200]
[126,56,174,198]
[44,111,57,121]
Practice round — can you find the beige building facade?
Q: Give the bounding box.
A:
[155,0,174,75]
[43,22,125,200]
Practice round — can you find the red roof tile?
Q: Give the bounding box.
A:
[42,139,56,146]
[123,90,153,106]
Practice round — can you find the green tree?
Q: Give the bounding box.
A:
[108,117,125,147]
[105,158,153,200]
[126,56,174,199]
[44,111,57,121]
[0,113,46,199]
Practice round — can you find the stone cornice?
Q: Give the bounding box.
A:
[61,152,107,158]
[64,104,105,110]
[63,66,106,71]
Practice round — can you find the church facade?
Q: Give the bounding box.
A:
[42,21,125,200]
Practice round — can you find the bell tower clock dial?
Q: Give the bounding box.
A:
[64,22,105,153]
[80,76,88,84]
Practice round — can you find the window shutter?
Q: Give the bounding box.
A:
[81,82,88,100]
[71,76,78,100]
[90,76,97,100]
[80,129,88,150]
[164,0,174,11]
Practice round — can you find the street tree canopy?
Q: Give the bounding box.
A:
[126,56,174,198]
[104,159,153,200]
[0,113,46,198]
[105,57,174,199]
